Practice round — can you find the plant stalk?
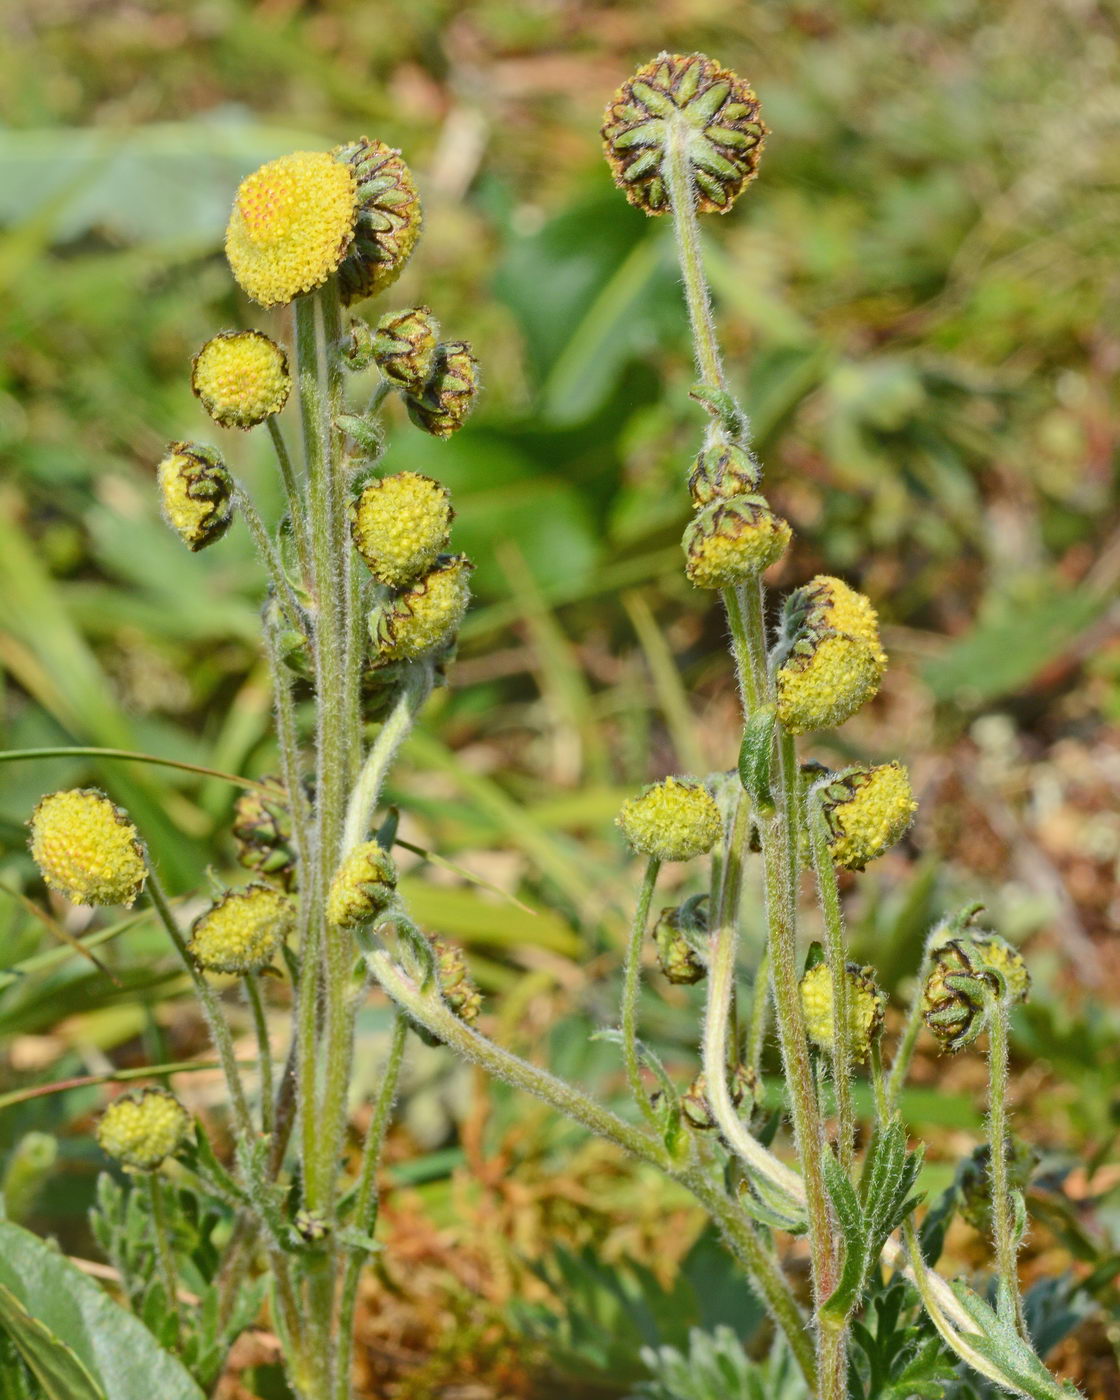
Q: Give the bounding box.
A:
[985,991,1026,1337]
[145,1173,181,1347]
[621,858,662,1129]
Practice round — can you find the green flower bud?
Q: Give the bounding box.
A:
[372,306,439,395]
[818,762,917,871]
[370,555,473,662]
[326,841,397,929]
[681,1064,757,1131]
[682,494,791,589]
[232,780,299,890]
[157,442,235,552]
[799,961,885,1063]
[29,788,147,908]
[96,1088,189,1171]
[653,904,707,985]
[349,472,453,588]
[333,138,423,306]
[688,441,761,506]
[921,940,997,1052]
[188,884,294,975]
[191,330,291,430]
[617,777,722,863]
[436,938,481,1025]
[406,341,480,439]
[969,934,1031,1005]
[340,316,376,372]
[601,52,767,216]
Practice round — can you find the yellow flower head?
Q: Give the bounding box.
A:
[796,575,886,669]
[333,138,423,305]
[97,1088,190,1171]
[349,472,453,588]
[188,884,293,975]
[406,341,480,439]
[617,777,722,862]
[326,841,398,929]
[820,762,917,870]
[970,934,1031,1004]
[799,961,884,1063]
[776,630,883,735]
[29,788,146,907]
[157,442,235,551]
[225,151,358,307]
[682,495,791,589]
[370,555,473,662]
[191,330,290,431]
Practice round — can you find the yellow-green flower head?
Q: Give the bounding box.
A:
[602,52,767,216]
[29,789,146,908]
[799,962,885,1063]
[326,841,397,929]
[794,575,886,671]
[617,777,722,862]
[653,905,706,985]
[682,495,791,589]
[372,306,439,395]
[819,762,917,871]
[232,780,299,891]
[349,472,453,588]
[157,441,235,552]
[406,341,480,439]
[688,441,761,507]
[191,330,291,431]
[435,938,481,1025]
[921,938,999,1051]
[776,630,883,735]
[96,1088,189,1171]
[370,555,473,662]
[187,884,293,975]
[970,934,1031,1005]
[332,138,423,306]
[225,150,358,308]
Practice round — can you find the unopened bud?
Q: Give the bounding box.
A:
[688,441,761,506]
[406,341,480,438]
[333,138,423,305]
[326,841,397,929]
[369,555,473,662]
[232,780,299,890]
[435,938,481,1025]
[157,442,235,552]
[653,904,707,984]
[681,1064,757,1130]
[372,307,439,395]
[682,495,791,589]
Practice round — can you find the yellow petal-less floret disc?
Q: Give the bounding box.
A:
[820,762,917,870]
[682,496,791,589]
[96,1088,190,1171]
[225,151,359,307]
[327,841,398,928]
[349,473,453,587]
[188,884,294,975]
[370,556,473,662]
[191,330,291,431]
[29,789,147,907]
[799,962,884,1063]
[776,630,883,735]
[616,777,722,862]
[157,441,235,551]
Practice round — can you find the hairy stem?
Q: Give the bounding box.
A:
[246,973,275,1136]
[145,1173,180,1346]
[886,935,937,1108]
[340,665,432,855]
[267,416,312,587]
[986,991,1026,1336]
[621,858,662,1129]
[234,483,304,634]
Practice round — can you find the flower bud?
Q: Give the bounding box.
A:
[971,934,1031,1004]
[370,555,473,662]
[29,788,146,908]
[232,781,299,890]
[617,777,722,863]
[818,762,917,871]
[349,472,453,588]
[225,150,359,308]
[406,341,480,439]
[921,940,996,1052]
[687,441,761,506]
[682,495,791,589]
[326,841,397,929]
[776,630,883,735]
[653,904,706,985]
[96,1088,189,1171]
[340,317,376,372]
[333,137,423,305]
[799,961,885,1063]
[435,938,481,1025]
[191,330,291,430]
[601,53,767,216]
[372,307,439,395]
[188,884,293,975]
[681,1064,757,1131]
[157,442,235,552]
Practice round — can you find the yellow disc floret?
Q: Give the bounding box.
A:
[29,789,147,907]
[617,777,722,862]
[157,442,235,551]
[799,962,884,1063]
[191,330,291,430]
[799,576,886,670]
[96,1088,190,1171]
[225,151,359,307]
[776,631,883,735]
[326,841,398,928]
[349,473,453,587]
[820,762,917,870]
[370,556,473,662]
[682,496,791,589]
[188,884,293,975]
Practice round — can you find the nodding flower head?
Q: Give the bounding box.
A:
[326,841,398,929]
[332,138,422,305]
[225,150,359,307]
[788,575,886,669]
[969,933,1031,1005]
[188,884,293,975]
[349,472,453,588]
[406,341,480,438]
[602,52,767,216]
[617,777,722,863]
[922,939,998,1052]
[157,442,235,552]
[435,938,482,1025]
[688,441,761,507]
[653,902,707,985]
[370,555,474,662]
[372,307,439,395]
[191,330,291,430]
[682,494,791,589]
[232,781,299,890]
[97,1088,190,1171]
[776,630,883,735]
[799,961,885,1063]
[818,762,917,871]
[29,789,146,908]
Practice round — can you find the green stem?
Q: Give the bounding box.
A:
[621,859,662,1129]
[665,113,727,395]
[869,1040,891,1125]
[746,948,770,1084]
[145,1173,180,1347]
[340,665,432,854]
[246,973,275,1136]
[985,991,1026,1337]
[267,416,312,587]
[723,586,761,712]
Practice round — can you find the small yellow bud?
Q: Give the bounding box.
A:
[602,53,767,216]
[617,777,722,862]
[682,495,791,589]
[970,934,1031,1005]
[776,630,883,735]
[191,330,291,431]
[435,938,481,1025]
[349,472,453,588]
[922,940,991,1051]
[232,781,299,891]
[372,307,439,395]
[653,903,707,985]
[370,555,473,662]
[819,762,917,870]
[687,442,761,507]
[799,961,884,1063]
[326,841,397,929]
[96,1088,189,1171]
[29,789,146,907]
[225,150,359,308]
[406,341,480,439]
[157,442,235,552]
[188,884,293,975]
[333,138,423,306]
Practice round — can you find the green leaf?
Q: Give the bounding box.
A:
[737,705,777,816]
[0,1282,105,1400]
[0,1222,205,1400]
